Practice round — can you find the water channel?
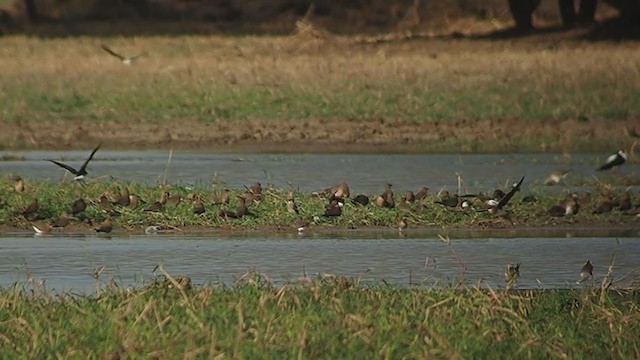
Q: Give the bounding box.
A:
[1,151,638,294]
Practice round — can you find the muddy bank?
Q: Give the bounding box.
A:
[2,117,638,153]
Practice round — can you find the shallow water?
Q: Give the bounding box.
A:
[1,230,639,294]
[1,151,636,193]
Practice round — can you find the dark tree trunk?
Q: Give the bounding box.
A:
[578,0,598,21]
[23,0,38,22]
[507,0,541,31]
[558,0,577,26]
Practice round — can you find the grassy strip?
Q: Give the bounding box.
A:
[0,178,637,232]
[0,278,639,359]
[0,36,638,124]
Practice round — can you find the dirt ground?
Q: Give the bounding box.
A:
[1,116,638,153]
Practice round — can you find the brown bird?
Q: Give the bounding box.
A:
[161,191,182,207]
[414,187,429,201]
[548,193,580,217]
[294,217,311,233]
[32,222,52,235]
[544,170,571,186]
[593,195,615,214]
[505,263,520,288]
[435,191,459,208]
[218,196,249,219]
[193,199,206,215]
[70,198,87,215]
[323,199,343,217]
[404,191,416,204]
[398,218,408,233]
[317,182,350,199]
[14,176,25,193]
[616,192,632,212]
[95,219,113,233]
[52,212,70,228]
[22,199,39,217]
[98,195,115,213]
[145,201,164,213]
[249,182,262,201]
[212,189,231,205]
[286,191,299,215]
[112,187,130,207]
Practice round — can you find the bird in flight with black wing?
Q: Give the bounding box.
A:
[48,143,101,181]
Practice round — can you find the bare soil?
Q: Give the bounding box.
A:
[2,116,637,153]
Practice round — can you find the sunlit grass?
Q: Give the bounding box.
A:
[1,275,639,359]
[0,36,638,124]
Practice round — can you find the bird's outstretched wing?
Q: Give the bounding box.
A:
[497,176,525,209]
[78,143,102,174]
[48,160,80,175]
[101,45,125,60]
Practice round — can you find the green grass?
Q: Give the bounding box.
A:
[0,36,638,124]
[1,177,637,232]
[1,277,639,359]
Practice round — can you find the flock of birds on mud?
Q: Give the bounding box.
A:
[6,141,637,287]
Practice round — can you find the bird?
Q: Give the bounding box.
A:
[193,199,206,215]
[144,201,164,213]
[249,182,263,202]
[435,191,459,208]
[100,44,146,66]
[161,191,183,207]
[592,195,615,214]
[95,219,113,233]
[375,183,395,208]
[286,191,299,215]
[398,218,408,234]
[404,191,416,204]
[616,192,632,211]
[488,176,525,215]
[21,199,39,218]
[48,144,101,181]
[212,189,231,205]
[52,212,70,228]
[70,198,87,215]
[294,217,311,233]
[596,150,627,171]
[112,187,130,207]
[577,260,593,284]
[544,170,571,186]
[218,196,249,219]
[13,176,25,193]
[414,187,429,202]
[323,198,343,217]
[549,193,580,216]
[351,194,369,206]
[32,223,52,235]
[505,263,520,287]
[128,194,140,210]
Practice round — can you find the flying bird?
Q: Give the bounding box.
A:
[488,176,525,215]
[100,44,146,66]
[48,144,101,181]
[596,150,627,171]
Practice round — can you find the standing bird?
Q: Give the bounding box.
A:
[351,194,369,206]
[294,217,311,233]
[100,44,146,66]
[577,260,593,284]
[596,150,627,171]
[48,144,101,181]
[398,218,408,234]
[505,263,520,288]
[414,187,429,202]
[32,223,53,235]
[286,191,299,215]
[21,199,39,218]
[13,176,25,193]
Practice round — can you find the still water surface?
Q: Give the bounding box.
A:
[1,151,636,193]
[1,230,639,294]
